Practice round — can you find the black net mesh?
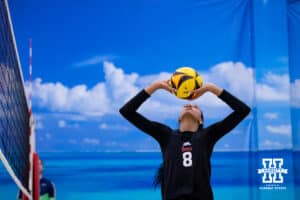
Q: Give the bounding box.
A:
[0,0,30,191]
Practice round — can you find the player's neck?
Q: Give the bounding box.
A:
[179,117,199,132]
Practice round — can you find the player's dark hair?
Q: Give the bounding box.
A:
[200,112,204,122]
[199,111,204,129]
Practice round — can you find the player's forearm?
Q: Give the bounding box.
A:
[218,89,251,116]
[145,81,161,95]
[204,83,223,96]
[119,90,150,118]
[205,82,250,115]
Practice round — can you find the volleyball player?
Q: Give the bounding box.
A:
[119,80,250,200]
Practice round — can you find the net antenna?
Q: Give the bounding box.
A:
[28,38,40,200]
[0,0,38,200]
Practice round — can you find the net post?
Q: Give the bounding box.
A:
[28,37,35,200]
[33,153,40,200]
[22,194,28,200]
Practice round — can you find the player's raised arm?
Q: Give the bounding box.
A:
[196,83,251,144]
[144,80,176,95]
[119,80,175,143]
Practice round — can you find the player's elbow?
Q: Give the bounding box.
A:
[119,106,126,117]
[119,105,131,119]
[242,105,251,117]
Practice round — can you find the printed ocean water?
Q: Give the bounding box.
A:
[0,151,298,200]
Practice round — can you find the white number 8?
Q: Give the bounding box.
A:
[182,152,192,167]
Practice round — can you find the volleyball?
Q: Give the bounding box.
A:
[168,67,203,100]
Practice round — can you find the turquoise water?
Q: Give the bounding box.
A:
[0,151,298,199]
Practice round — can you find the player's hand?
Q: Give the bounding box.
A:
[190,83,223,99]
[145,80,176,95]
[156,80,176,94]
[190,84,208,99]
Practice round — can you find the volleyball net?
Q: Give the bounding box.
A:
[0,0,38,199]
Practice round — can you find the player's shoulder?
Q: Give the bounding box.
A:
[151,121,174,132]
[203,122,220,132]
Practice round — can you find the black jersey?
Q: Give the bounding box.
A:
[119,89,250,200]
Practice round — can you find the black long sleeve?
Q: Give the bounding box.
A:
[119,89,171,144]
[207,89,251,144]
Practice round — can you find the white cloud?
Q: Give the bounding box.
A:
[30,78,110,116]
[99,123,130,131]
[28,61,253,121]
[58,120,66,128]
[263,139,282,148]
[99,123,108,129]
[57,119,79,128]
[104,61,139,103]
[266,124,291,136]
[291,79,300,107]
[256,73,290,101]
[83,138,100,145]
[205,62,254,103]
[263,112,278,120]
[38,113,88,122]
[74,55,115,67]
[27,61,300,122]
[261,139,292,150]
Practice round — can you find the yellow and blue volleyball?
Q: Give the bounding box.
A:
[168,67,203,100]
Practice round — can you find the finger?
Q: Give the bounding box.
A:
[190,88,203,98]
[167,86,177,94]
[164,80,171,86]
[161,84,171,93]
[162,82,175,92]
[190,88,200,95]
[168,87,177,94]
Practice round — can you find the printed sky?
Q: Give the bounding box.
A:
[8,0,299,152]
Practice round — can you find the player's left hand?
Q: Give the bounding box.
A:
[189,83,209,99]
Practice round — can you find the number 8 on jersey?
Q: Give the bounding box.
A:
[181,141,193,167]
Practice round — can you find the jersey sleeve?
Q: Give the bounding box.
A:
[119,89,171,145]
[207,89,251,144]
